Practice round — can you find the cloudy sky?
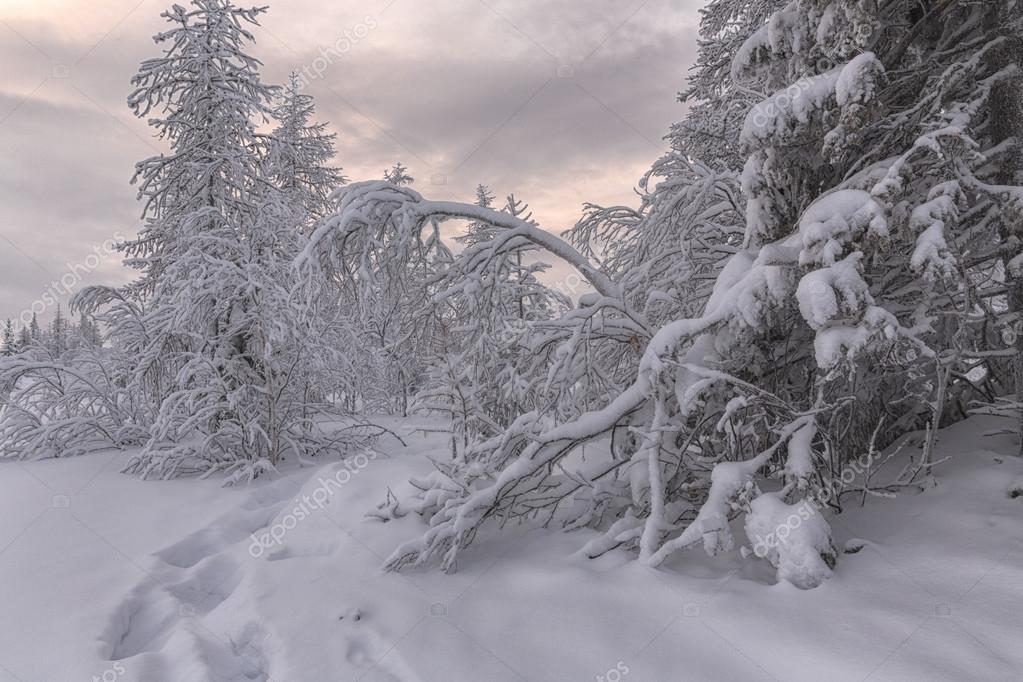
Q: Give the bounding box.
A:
[0,0,700,325]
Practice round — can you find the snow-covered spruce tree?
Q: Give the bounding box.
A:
[107,0,276,428]
[958,3,1023,451]
[673,0,788,169]
[114,0,276,479]
[47,305,68,356]
[111,0,354,481]
[28,313,40,345]
[2,320,14,356]
[261,73,365,415]
[265,71,346,229]
[384,161,414,186]
[458,184,500,246]
[319,0,1021,586]
[16,325,31,352]
[74,310,102,349]
[0,1,366,470]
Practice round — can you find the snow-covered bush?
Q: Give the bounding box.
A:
[745,492,837,589]
[0,289,153,460]
[0,346,149,460]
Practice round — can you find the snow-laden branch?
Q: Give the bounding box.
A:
[298,181,622,301]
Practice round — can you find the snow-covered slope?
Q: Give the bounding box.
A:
[1,416,1021,681]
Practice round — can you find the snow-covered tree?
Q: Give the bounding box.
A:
[384,161,414,186]
[75,311,101,348]
[112,0,281,479]
[2,0,1018,592]
[0,342,151,461]
[16,324,31,351]
[414,187,564,456]
[28,313,40,344]
[306,168,447,417]
[457,184,498,247]
[301,0,1023,588]
[2,320,14,356]
[2,0,376,474]
[112,0,360,481]
[265,71,346,228]
[672,0,788,168]
[47,304,68,356]
[0,290,153,461]
[121,0,274,296]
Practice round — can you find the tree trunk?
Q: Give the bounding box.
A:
[988,5,1023,449]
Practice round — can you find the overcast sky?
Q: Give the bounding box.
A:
[0,0,699,325]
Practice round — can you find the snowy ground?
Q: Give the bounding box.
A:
[1,416,1021,682]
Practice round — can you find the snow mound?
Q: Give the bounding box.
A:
[3,417,1023,680]
[745,492,837,589]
